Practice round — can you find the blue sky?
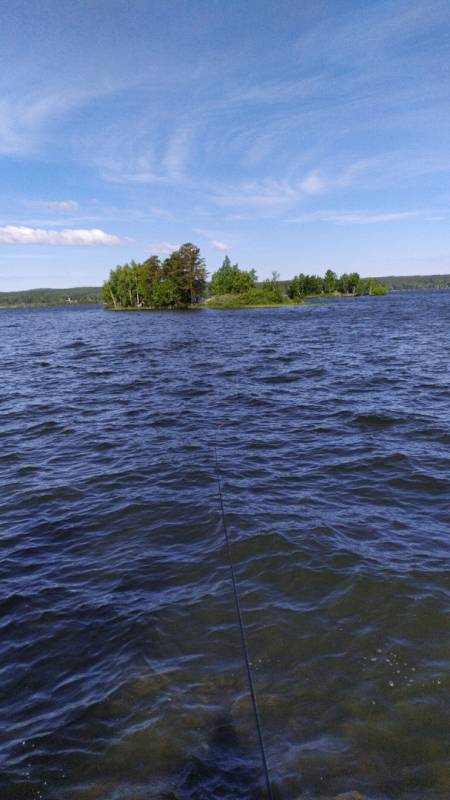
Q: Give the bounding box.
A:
[1,0,449,289]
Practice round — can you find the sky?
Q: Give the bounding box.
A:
[1,0,449,289]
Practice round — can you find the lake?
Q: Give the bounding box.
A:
[1,291,449,800]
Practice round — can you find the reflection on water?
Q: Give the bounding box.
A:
[0,291,449,800]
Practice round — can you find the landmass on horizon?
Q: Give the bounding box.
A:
[0,245,450,308]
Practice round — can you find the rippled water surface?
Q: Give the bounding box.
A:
[1,292,449,800]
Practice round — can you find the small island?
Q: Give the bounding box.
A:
[102,243,387,311]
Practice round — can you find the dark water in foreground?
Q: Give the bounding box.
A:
[1,291,449,800]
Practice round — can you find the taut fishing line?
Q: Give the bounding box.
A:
[213,445,274,800]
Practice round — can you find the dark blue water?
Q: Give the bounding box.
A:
[1,292,449,800]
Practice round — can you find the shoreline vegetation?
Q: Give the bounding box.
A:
[102,243,388,311]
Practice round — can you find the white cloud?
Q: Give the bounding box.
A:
[0,226,121,245]
[210,239,229,251]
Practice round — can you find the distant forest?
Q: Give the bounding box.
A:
[0,287,103,306]
[1,273,449,307]
[377,274,450,290]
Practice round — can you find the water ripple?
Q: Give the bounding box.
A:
[0,292,449,800]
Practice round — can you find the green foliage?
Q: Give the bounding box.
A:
[164,243,207,305]
[208,287,286,308]
[371,283,388,295]
[287,272,324,298]
[261,270,283,302]
[335,271,360,294]
[287,275,304,299]
[103,243,207,309]
[355,278,388,296]
[323,269,337,293]
[210,256,257,295]
[304,274,324,295]
[151,277,178,307]
[209,268,286,307]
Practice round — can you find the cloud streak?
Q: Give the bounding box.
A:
[210,239,229,251]
[0,85,120,157]
[0,226,121,245]
[145,241,180,255]
[289,209,444,225]
[22,199,79,211]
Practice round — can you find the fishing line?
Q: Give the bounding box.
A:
[213,445,274,800]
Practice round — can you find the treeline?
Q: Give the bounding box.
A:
[103,243,207,309]
[378,274,450,290]
[0,287,102,306]
[287,269,387,298]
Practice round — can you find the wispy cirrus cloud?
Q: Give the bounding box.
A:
[150,207,174,221]
[295,0,449,71]
[210,239,229,251]
[299,170,326,195]
[95,125,195,187]
[192,227,231,251]
[218,76,323,108]
[22,199,79,211]
[145,241,180,255]
[163,127,193,180]
[0,226,121,245]
[211,159,379,218]
[289,209,447,225]
[299,160,377,196]
[213,178,297,211]
[0,85,121,157]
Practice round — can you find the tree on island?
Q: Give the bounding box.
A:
[103,243,207,309]
[287,270,386,299]
[355,277,387,296]
[164,243,207,305]
[336,272,360,294]
[323,269,337,293]
[261,270,283,302]
[287,273,323,298]
[210,256,257,295]
[208,262,284,306]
